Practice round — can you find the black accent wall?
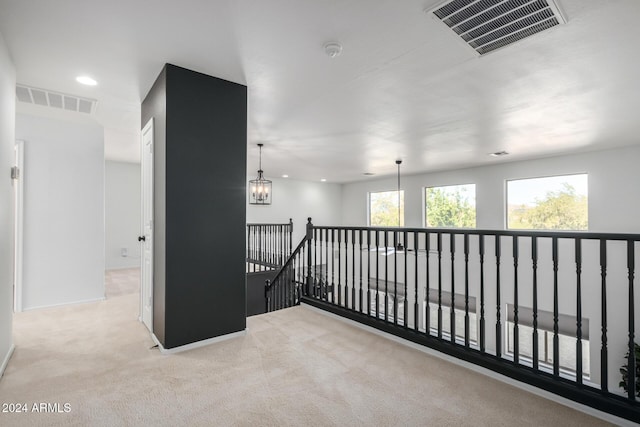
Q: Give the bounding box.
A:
[142,64,247,349]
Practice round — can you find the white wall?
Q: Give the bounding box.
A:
[105,161,141,270]
[0,32,16,377]
[16,114,105,310]
[247,177,342,243]
[342,146,640,233]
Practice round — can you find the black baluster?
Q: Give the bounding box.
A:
[394,230,398,325]
[331,229,336,304]
[299,245,304,301]
[359,229,363,313]
[450,233,456,343]
[480,234,485,352]
[324,229,328,301]
[313,228,318,297]
[278,224,282,266]
[319,228,323,300]
[426,232,430,335]
[414,231,419,332]
[627,240,636,400]
[376,230,380,319]
[404,230,408,328]
[367,229,371,316]
[532,237,539,370]
[338,229,342,307]
[258,225,262,269]
[272,225,275,266]
[289,219,293,258]
[438,232,443,339]
[575,238,583,384]
[513,235,519,364]
[496,236,502,358]
[344,229,349,308]
[464,234,470,348]
[385,231,389,323]
[352,229,356,311]
[253,225,257,272]
[552,237,559,377]
[269,226,272,267]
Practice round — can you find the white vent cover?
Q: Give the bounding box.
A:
[16,84,97,114]
[429,0,566,56]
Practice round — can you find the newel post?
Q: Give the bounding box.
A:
[306,218,313,296]
[289,218,293,256]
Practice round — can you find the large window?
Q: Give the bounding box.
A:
[369,190,404,226]
[425,184,476,228]
[507,174,588,230]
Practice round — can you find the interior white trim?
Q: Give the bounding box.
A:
[301,303,635,427]
[0,344,15,379]
[150,330,247,355]
[13,140,24,312]
[23,297,106,312]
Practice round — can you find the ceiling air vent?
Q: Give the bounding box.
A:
[429,0,566,56]
[15,84,97,115]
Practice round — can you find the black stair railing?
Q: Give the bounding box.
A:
[247,218,293,272]
[293,223,640,423]
[264,218,314,312]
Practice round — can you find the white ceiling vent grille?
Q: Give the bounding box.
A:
[429,0,566,56]
[16,84,97,114]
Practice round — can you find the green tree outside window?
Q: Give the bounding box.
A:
[425,184,476,228]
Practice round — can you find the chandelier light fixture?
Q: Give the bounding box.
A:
[249,143,272,205]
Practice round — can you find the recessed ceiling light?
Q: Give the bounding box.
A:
[320,178,327,182]
[363,172,375,176]
[76,76,97,86]
[489,151,509,157]
[282,174,289,178]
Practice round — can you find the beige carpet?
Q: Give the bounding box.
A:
[0,269,618,426]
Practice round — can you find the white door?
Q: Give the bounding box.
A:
[140,118,154,332]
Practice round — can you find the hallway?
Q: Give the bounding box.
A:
[0,269,617,426]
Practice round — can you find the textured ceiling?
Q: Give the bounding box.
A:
[0,0,638,183]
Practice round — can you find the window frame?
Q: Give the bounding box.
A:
[505,173,589,231]
[424,183,477,229]
[368,189,405,227]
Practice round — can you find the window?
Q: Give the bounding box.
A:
[425,184,476,228]
[507,174,588,230]
[369,190,404,226]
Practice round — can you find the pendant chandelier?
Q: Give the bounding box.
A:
[249,143,272,205]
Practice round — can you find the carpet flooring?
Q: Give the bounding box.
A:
[0,269,620,426]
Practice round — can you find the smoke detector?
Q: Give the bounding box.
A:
[428,0,566,56]
[324,42,343,58]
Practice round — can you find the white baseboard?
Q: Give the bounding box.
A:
[0,344,15,380]
[301,303,636,427]
[105,266,141,271]
[151,329,247,355]
[23,297,106,312]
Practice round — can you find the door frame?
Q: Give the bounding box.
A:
[13,140,24,313]
[140,118,154,332]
